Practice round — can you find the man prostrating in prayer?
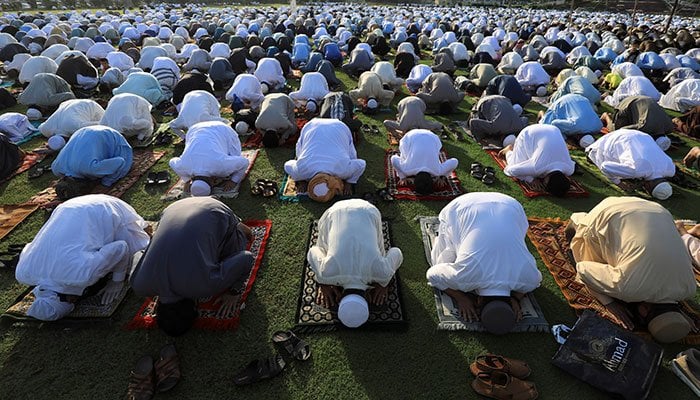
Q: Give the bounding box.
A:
[308,199,403,328]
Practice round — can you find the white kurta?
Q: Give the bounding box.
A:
[504,124,575,182]
[284,118,366,183]
[15,194,150,295]
[426,192,542,296]
[308,199,403,290]
[39,99,105,138]
[18,56,58,84]
[225,73,265,110]
[604,76,661,107]
[100,93,153,140]
[658,79,700,112]
[169,121,250,183]
[254,58,286,89]
[515,61,550,87]
[586,128,676,183]
[390,129,458,179]
[289,72,330,103]
[169,90,226,131]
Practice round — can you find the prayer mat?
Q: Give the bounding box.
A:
[126,219,272,331]
[14,130,42,146]
[0,151,46,184]
[161,149,259,201]
[387,130,400,146]
[530,96,549,107]
[485,150,589,198]
[385,149,464,201]
[454,121,502,150]
[569,154,650,197]
[242,119,307,148]
[293,220,407,333]
[279,174,307,202]
[0,280,130,326]
[526,217,700,345]
[674,162,700,188]
[0,203,40,241]
[418,216,550,332]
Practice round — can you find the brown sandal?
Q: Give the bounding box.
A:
[471,371,538,400]
[127,355,155,400]
[154,344,181,393]
[470,354,532,379]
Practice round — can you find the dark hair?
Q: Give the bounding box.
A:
[55,177,93,201]
[414,171,433,195]
[438,101,453,115]
[156,298,198,337]
[543,171,570,197]
[262,130,279,148]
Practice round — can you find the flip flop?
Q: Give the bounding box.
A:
[377,188,394,201]
[28,165,50,179]
[232,355,286,386]
[272,330,312,361]
[146,172,158,185]
[471,163,485,180]
[156,171,170,185]
[154,344,181,393]
[482,171,496,185]
[262,180,278,198]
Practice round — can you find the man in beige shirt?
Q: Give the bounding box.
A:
[565,196,697,343]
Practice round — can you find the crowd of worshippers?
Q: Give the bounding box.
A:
[0,3,699,342]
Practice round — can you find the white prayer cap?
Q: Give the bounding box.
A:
[26,108,43,120]
[305,98,317,112]
[338,294,369,328]
[47,135,66,151]
[235,121,249,135]
[367,98,378,109]
[512,104,523,116]
[191,180,211,196]
[652,181,672,200]
[655,136,671,151]
[261,82,269,94]
[27,287,74,321]
[312,181,329,197]
[579,134,595,149]
[502,134,516,147]
[536,86,547,97]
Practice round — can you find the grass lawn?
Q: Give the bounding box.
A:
[0,57,699,400]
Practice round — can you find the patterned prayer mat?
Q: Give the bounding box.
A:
[387,131,399,146]
[279,173,307,202]
[126,220,272,331]
[0,151,46,184]
[418,216,550,332]
[385,150,464,201]
[526,217,700,345]
[454,121,502,150]
[0,280,130,326]
[293,220,407,333]
[485,150,589,198]
[161,150,259,201]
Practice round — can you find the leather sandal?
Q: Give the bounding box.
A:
[154,344,181,393]
[272,330,311,361]
[127,356,155,400]
[471,371,538,400]
[233,354,286,386]
[470,354,532,379]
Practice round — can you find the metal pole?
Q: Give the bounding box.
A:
[665,0,680,34]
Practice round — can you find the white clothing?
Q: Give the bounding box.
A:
[0,113,38,143]
[254,58,286,89]
[390,129,458,179]
[100,93,154,140]
[308,199,403,290]
[38,99,105,138]
[5,53,32,72]
[41,44,70,61]
[612,62,644,79]
[106,51,135,71]
[604,76,661,107]
[86,42,114,60]
[225,73,265,111]
[169,121,250,183]
[504,124,575,182]
[370,61,404,91]
[289,72,330,103]
[586,128,676,184]
[18,56,58,84]
[15,194,150,296]
[406,64,433,92]
[284,118,366,184]
[170,91,226,132]
[448,42,469,62]
[515,61,550,87]
[209,42,231,59]
[136,46,168,70]
[658,79,700,112]
[427,192,542,296]
[497,52,523,74]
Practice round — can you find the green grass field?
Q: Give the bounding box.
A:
[0,60,699,399]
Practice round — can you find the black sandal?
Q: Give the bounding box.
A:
[232,355,286,386]
[251,179,265,196]
[272,330,311,361]
[156,171,170,185]
[262,181,278,198]
[482,171,496,185]
[471,163,484,180]
[28,165,50,179]
[377,188,394,201]
[146,172,158,185]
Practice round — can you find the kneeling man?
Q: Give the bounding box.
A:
[391,129,458,194]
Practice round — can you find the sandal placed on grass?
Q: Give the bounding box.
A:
[471,163,485,180]
[262,180,278,198]
[482,171,496,185]
[127,355,155,400]
[251,179,265,196]
[156,171,170,185]
[272,330,311,361]
[146,172,158,185]
[154,344,181,393]
[232,355,286,386]
[28,165,50,179]
[471,371,538,400]
[469,354,532,380]
[377,188,394,201]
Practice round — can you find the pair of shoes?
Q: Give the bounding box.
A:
[671,348,700,397]
[232,331,311,386]
[470,354,537,400]
[377,188,394,201]
[471,163,496,184]
[251,178,278,197]
[127,344,181,400]
[28,164,50,179]
[146,171,170,186]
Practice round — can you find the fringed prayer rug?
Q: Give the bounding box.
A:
[0,151,46,184]
[126,219,272,331]
[454,121,503,150]
[293,220,407,333]
[385,150,464,201]
[485,150,589,198]
[418,216,550,332]
[242,118,307,148]
[161,150,259,201]
[526,217,700,345]
[0,280,130,326]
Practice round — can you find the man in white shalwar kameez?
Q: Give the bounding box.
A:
[38,99,104,140]
[100,93,154,142]
[284,118,365,201]
[289,72,330,108]
[225,73,265,111]
[604,76,661,107]
[499,124,575,196]
[426,192,542,334]
[308,199,403,328]
[169,91,226,136]
[586,129,676,200]
[169,121,250,196]
[15,194,150,321]
[253,58,286,93]
[390,129,458,194]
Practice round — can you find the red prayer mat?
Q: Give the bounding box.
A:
[0,151,46,184]
[126,219,272,331]
[385,149,464,201]
[242,118,308,148]
[486,150,589,198]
